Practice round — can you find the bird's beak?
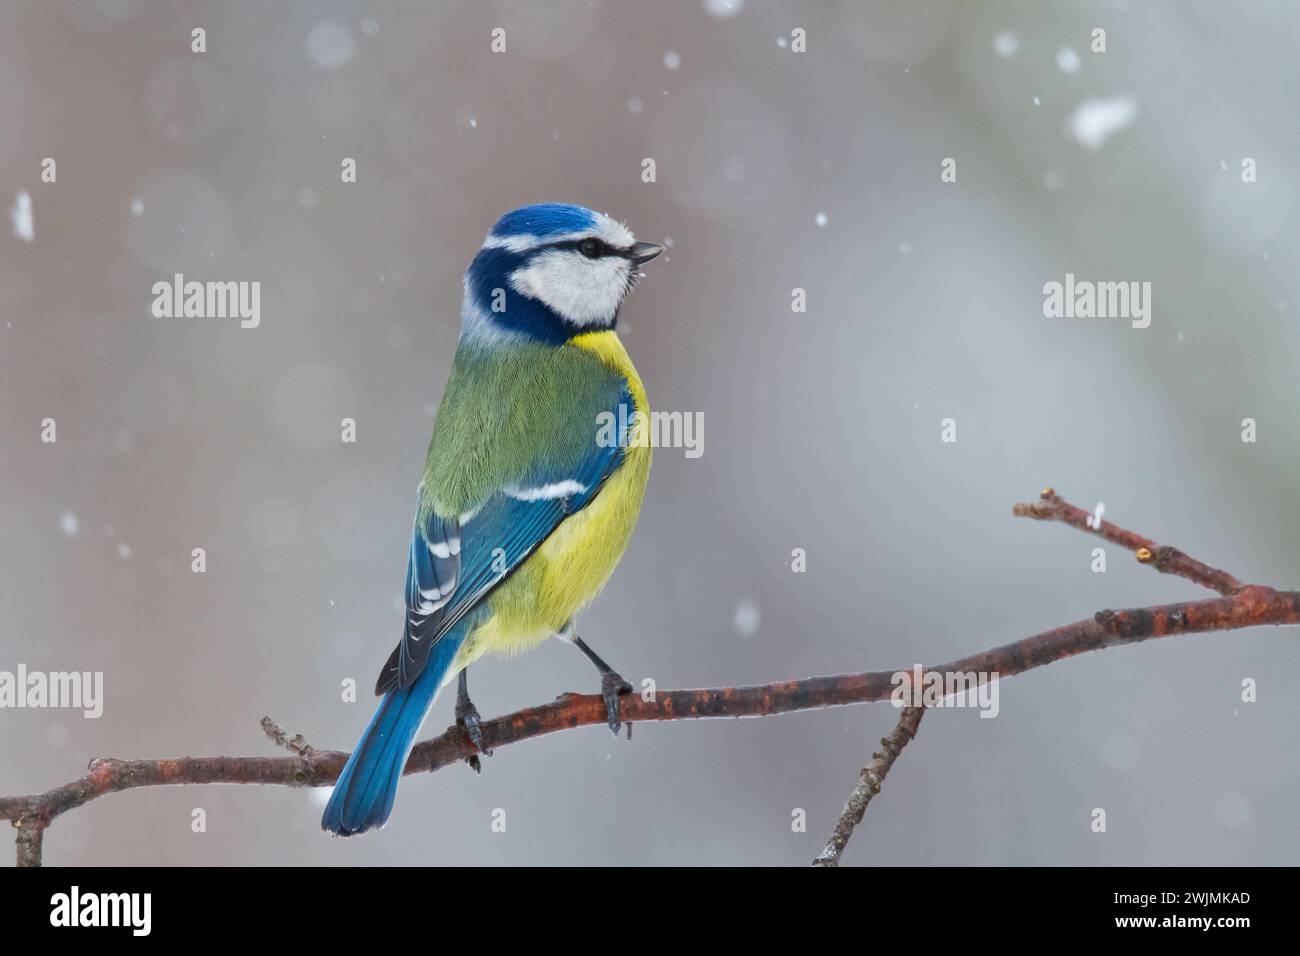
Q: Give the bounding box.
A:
[630,241,664,265]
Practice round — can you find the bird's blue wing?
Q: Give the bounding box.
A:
[375,389,634,694]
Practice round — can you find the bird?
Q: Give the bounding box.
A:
[322,203,662,836]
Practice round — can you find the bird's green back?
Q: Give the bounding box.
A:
[418,338,628,523]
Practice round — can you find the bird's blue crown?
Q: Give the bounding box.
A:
[488,203,597,242]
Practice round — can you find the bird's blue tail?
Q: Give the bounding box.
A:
[322,634,463,836]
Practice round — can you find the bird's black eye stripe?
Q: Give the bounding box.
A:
[546,238,633,260]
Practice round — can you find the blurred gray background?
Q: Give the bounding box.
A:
[2,0,1297,866]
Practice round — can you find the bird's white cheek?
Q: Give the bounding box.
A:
[510,253,628,326]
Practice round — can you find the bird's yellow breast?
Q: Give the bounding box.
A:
[452,331,651,670]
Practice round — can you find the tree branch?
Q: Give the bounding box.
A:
[1014,487,1243,594]
[813,706,925,867]
[3,490,1295,866]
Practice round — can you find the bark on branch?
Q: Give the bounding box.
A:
[813,706,925,867]
[3,490,1295,866]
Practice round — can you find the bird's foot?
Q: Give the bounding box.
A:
[455,700,491,773]
[600,671,633,737]
[566,634,634,739]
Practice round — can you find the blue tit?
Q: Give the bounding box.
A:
[322,203,662,836]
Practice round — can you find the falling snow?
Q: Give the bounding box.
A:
[1056,47,1081,74]
[732,598,761,636]
[11,191,33,242]
[704,0,745,18]
[1067,95,1139,150]
[306,22,356,71]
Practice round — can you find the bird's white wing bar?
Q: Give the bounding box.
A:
[505,480,588,502]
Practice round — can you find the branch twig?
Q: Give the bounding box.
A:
[813,707,925,867]
[1014,487,1243,594]
[3,491,1294,866]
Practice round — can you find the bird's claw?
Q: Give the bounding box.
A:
[600,671,633,737]
[455,704,491,773]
